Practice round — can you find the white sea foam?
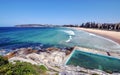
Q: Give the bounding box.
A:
[87,32,120,46]
[89,33,96,36]
[66,35,72,42]
[97,35,120,46]
[63,30,75,35]
[61,30,75,42]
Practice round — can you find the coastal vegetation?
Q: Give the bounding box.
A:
[0,56,8,66]
[0,56,48,75]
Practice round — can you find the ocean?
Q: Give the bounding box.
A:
[0,27,120,55]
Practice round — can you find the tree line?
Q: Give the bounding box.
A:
[80,22,120,31]
[63,22,120,31]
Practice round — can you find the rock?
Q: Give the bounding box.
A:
[18,48,37,55]
[5,51,18,59]
[46,47,60,52]
[65,47,74,51]
[66,50,71,55]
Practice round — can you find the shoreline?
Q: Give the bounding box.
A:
[1,27,120,74]
[6,47,119,74]
[73,27,120,45]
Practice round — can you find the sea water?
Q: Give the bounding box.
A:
[66,50,120,72]
[0,27,120,55]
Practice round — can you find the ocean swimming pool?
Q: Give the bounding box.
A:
[65,50,120,73]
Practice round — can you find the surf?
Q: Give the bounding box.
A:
[60,30,75,43]
[62,30,75,36]
[65,35,72,42]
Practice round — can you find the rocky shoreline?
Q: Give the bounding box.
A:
[2,46,119,75]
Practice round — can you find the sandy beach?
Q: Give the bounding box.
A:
[74,27,120,45]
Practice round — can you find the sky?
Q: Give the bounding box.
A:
[0,0,120,27]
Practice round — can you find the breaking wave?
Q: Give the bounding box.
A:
[61,30,75,42]
[89,33,96,36]
[88,32,120,46]
[66,35,72,42]
[62,30,75,35]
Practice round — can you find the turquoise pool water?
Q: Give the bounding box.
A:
[66,50,120,73]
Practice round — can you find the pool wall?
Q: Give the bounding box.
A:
[65,49,120,73]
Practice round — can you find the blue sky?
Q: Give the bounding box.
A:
[0,0,120,26]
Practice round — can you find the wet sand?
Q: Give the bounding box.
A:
[74,27,120,45]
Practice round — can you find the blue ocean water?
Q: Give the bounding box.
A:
[0,27,120,55]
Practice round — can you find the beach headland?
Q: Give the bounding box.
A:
[73,27,120,45]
